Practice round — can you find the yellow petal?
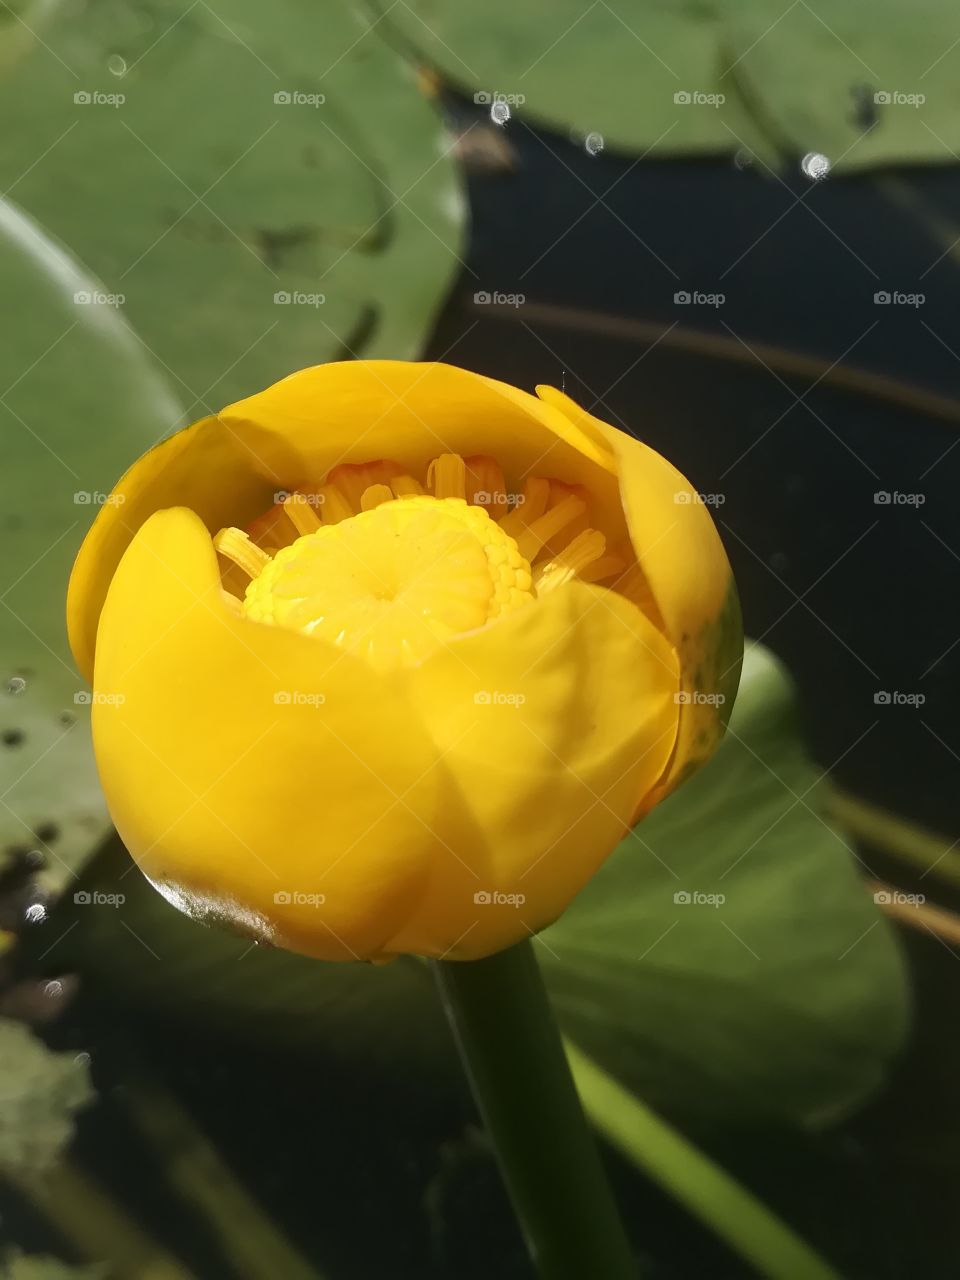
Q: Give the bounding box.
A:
[69,363,622,682]
[537,385,743,800]
[91,506,444,962]
[386,581,680,959]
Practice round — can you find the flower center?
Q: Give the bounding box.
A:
[214,451,634,670]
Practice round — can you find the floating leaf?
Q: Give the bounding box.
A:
[0,200,183,885]
[372,0,960,171]
[0,0,464,406]
[0,1017,92,1178]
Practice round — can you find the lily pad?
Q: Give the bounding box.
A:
[0,0,463,406]
[0,1017,93,1179]
[0,199,183,886]
[50,644,907,1128]
[372,0,960,172]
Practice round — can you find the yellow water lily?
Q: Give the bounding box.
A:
[67,361,741,963]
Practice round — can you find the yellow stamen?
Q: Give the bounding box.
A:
[427,454,467,501]
[318,484,353,525]
[360,484,394,511]
[282,492,322,536]
[515,494,586,563]
[391,475,424,498]
[214,528,273,580]
[535,529,607,592]
[465,455,506,514]
[499,476,550,538]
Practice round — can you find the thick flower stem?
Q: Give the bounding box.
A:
[433,939,639,1279]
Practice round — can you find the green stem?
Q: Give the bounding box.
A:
[565,1040,840,1280]
[433,939,638,1279]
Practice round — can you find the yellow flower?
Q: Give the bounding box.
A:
[67,362,741,963]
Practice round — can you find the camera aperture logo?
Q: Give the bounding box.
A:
[474,890,525,907]
[274,890,326,906]
[673,890,725,907]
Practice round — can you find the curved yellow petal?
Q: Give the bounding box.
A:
[537,386,743,799]
[69,362,622,683]
[386,582,680,959]
[91,506,447,962]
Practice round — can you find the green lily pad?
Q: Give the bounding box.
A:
[0,1017,93,1179]
[50,644,907,1128]
[0,199,183,886]
[0,0,463,407]
[542,643,909,1127]
[373,0,960,172]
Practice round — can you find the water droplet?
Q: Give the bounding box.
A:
[490,100,510,127]
[44,979,63,998]
[7,676,26,696]
[801,152,831,181]
[24,902,47,924]
[107,54,127,77]
[74,1051,92,1067]
[585,131,604,156]
[733,149,753,171]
